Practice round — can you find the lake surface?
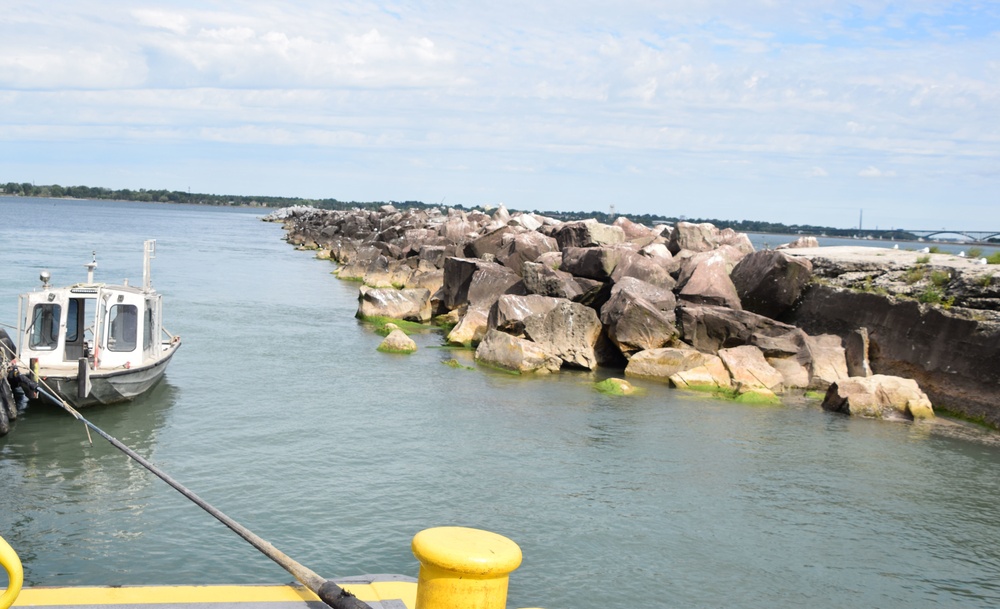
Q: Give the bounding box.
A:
[2,197,1000,608]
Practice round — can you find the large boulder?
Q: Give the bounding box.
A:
[357,286,432,322]
[488,294,564,336]
[438,211,480,243]
[717,345,784,393]
[610,251,677,290]
[601,285,678,358]
[766,356,811,389]
[678,252,742,310]
[676,246,748,288]
[553,219,626,249]
[730,250,813,319]
[403,261,445,294]
[464,226,516,260]
[624,347,713,381]
[560,246,626,282]
[668,355,733,391]
[822,375,934,420]
[522,261,585,300]
[799,334,849,390]
[474,329,562,374]
[445,263,525,346]
[495,231,559,275]
[609,276,676,313]
[441,258,522,310]
[678,305,805,355]
[668,222,755,255]
[447,306,489,346]
[522,301,603,369]
[639,243,681,275]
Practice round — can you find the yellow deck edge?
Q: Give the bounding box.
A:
[11,581,417,607]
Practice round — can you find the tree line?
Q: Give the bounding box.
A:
[0,180,958,241]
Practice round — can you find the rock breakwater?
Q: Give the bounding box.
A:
[269,206,998,425]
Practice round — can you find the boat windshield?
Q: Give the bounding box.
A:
[107,304,138,352]
[29,303,61,350]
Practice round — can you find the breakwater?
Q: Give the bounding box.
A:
[271,204,1000,426]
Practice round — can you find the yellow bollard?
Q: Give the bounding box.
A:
[412,527,522,609]
[0,535,23,609]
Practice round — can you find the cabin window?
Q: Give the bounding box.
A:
[143,302,155,351]
[29,303,61,350]
[66,299,80,342]
[107,304,138,352]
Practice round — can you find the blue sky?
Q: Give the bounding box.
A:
[1,1,998,229]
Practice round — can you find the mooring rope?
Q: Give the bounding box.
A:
[10,363,372,609]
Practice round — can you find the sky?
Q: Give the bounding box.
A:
[1,1,998,230]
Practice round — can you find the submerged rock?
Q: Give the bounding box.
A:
[378,329,417,354]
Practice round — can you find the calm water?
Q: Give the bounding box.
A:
[2,198,1000,609]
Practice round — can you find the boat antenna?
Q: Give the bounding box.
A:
[26,377,372,609]
[143,240,156,290]
[85,251,97,284]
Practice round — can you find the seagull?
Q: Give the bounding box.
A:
[920,247,930,253]
[979,258,988,265]
[893,244,899,249]
[958,251,966,258]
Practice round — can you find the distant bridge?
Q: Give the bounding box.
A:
[903,230,1000,243]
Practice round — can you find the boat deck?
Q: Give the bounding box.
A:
[10,575,416,609]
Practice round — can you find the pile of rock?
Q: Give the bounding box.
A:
[271,205,938,421]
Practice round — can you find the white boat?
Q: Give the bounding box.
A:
[14,240,180,407]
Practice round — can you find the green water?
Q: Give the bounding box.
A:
[2,198,1000,608]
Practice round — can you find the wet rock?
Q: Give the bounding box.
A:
[595,377,638,395]
[447,306,490,346]
[766,356,811,389]
[378,329,417,354]
[474,329,562,374]
[718,345,784,394]
[357,286,432,322]
[668,355,732,391]
[822,375,934,420]
[522,300,602,370]
[624,347,712,381]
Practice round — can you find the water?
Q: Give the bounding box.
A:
[747,232,1000,256]
[2,198,1000,608]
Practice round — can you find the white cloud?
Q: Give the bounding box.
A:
[859,165,896,178]
[809,166,829,177]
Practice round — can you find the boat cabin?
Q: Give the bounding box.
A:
[19,282,166,372]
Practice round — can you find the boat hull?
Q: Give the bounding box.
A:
[38,342,180,408]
